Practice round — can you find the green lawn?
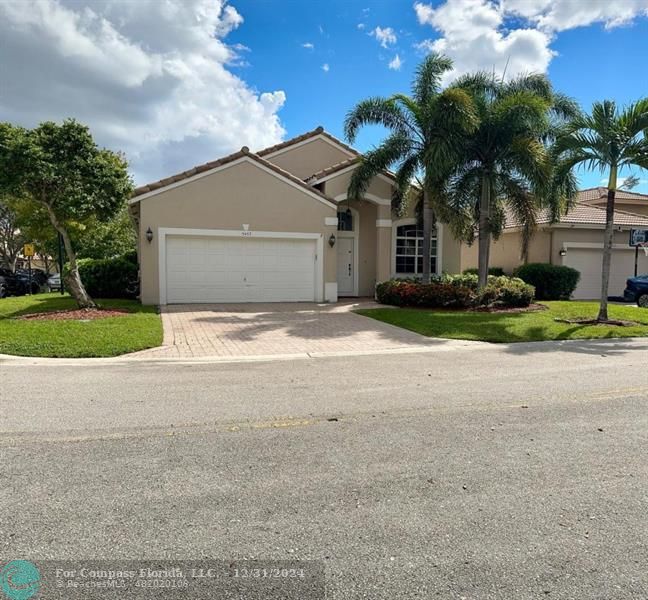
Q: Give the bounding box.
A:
[356,301,648,343]
[0,293,162,357]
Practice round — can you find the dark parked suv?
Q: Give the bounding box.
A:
[0,268,21,297]
[0,268,42,297]
[624,275,648,307]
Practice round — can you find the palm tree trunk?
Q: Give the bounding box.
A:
[422,188,433,284]
[477,173,491,288]
[597,167,617,322]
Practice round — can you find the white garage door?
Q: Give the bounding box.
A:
[564,247,648,300]
[165,236,317,303]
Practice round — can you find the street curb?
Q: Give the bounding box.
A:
[0,342,482,366]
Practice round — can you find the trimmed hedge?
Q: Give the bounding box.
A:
[462,267,506,277]
[376,275,534,309]
[77,255,139,299]
[514,263,580,300]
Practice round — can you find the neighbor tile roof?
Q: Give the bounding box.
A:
[578,186,648,202]
[256,126,360,158]
[505,199,648,229]
[131,147,335,204]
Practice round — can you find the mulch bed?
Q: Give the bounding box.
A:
[554,317,639,327]
[470,303,548,314]
[404,303,548,314]
[18,308,130,321]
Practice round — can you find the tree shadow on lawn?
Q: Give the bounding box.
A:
[0,294,150,319]
[397,310,648,356]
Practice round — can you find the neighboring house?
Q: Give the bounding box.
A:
[461,189,648,299]
[129,127,462,305]
[128,127,648,305]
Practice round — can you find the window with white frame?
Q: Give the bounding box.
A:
[395,223,437,275]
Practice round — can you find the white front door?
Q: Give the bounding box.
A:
[336,237,355,296]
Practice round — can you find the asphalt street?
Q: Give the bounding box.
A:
[1,339,648,598]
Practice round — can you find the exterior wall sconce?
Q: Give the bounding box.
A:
[328,233,336,248]
[146,227,153,243]
[559,249,567,257]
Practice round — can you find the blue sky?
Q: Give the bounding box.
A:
[229,0,648,192]
[1,0,647,190]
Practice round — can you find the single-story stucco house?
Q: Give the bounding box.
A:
[461,188,648,299]
[128,127,648,304]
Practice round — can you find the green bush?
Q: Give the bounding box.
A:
[77,254,139,299]
[376,276,534,309]
[462,267,506,276]
[478,276,535,308]
[375,280,474,308]
[514,263,580,300]
[121,250,138,266]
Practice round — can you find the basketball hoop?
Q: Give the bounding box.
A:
[640,242,648,257]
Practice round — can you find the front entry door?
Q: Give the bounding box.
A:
[336,237,354,296]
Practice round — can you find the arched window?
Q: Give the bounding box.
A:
[395,223,437,275]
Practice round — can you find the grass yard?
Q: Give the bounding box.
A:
[356,301,648,343]
[0,293,162,357]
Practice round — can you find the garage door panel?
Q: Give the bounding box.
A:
[565,248,648,300]
[165,235,316,303]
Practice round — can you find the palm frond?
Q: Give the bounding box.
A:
[412,53,453,107]
[347,133,413,199]
[344,98,413,143]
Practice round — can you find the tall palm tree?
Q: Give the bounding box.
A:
[344,53,478,283]
[554,99,648,321]
[445,73,579,287]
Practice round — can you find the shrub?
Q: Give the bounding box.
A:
[514,263,580,300]
[477,276,535,308]
[77,254,139,299]
[375,280,475,308]
[121,250,138,266]
[376,276,534,309]
[462,267,506,277]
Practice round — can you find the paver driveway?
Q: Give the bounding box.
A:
[132,300,470,359]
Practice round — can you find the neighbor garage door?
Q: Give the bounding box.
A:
[564,247,648,299]
[165,236,316,303]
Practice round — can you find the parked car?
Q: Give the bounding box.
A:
[624,275,648,307]
[0,268,31,296]
[48,273,62,292]
[15,268,48,294]
[16,268,49,287]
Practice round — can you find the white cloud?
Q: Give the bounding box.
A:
[413,39,436,53]
[503,0,648,32]
[322,63,330,72]
[302,42,314,49]
[0,0,286,184]
[370,26,397,48]
[357,23,366,30]
[388,54,403,70]
[413,0,648,83]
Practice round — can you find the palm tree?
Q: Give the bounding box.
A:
[344,53,478,283]
[445,73,579,287]
[554,99,648,321]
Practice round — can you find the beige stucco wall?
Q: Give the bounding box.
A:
[549,227,634,264]
[265,138,353,180]
[345,199,377,296]
[138,159,336,304]
[461,229,552,274]
[459,226,637,274]
[323,170,392,293]
[323,170,394,202]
